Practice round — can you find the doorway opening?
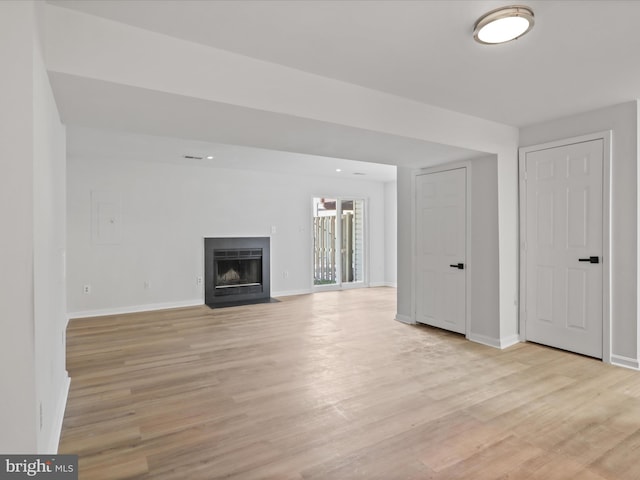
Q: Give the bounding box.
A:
[312,197,366,289]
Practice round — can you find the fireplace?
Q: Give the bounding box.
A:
[204,237,271,308]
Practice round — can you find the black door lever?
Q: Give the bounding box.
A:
[449,263,464,269]
[578,256,599,264]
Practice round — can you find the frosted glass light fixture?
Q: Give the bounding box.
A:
[473,5,534,44]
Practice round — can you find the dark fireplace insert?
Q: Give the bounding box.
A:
[204,237,272,308]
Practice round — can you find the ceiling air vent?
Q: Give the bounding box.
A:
[182,154,204,160]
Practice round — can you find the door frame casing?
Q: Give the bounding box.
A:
[411,162,472,337]
[518,131,612,363]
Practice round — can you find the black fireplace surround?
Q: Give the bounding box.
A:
[204,237,271,308]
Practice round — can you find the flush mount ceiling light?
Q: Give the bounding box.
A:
[473,5,534,45]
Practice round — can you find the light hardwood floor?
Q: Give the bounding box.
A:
[60,287,640,479]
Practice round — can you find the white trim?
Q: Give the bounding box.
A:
[468,333,520,349]
[464,164,472,337]
[603,132,612,364]
[637,99,640,373]
[411,167,418,323]
[68,298,203,319]
[500,335,521,349]
[340,281,369,290]
[272,289,312,298]
[395,314,415,324]
[412,162,472,336]
[610,354,640,370]
[518,130,612,364]
[276,285,392,298]
[45,375,70,454]
[363,198,371,288]
[372,281,397,288]
[312,282,342,292]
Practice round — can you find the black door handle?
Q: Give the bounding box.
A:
[578,256,599,264]
[449,263,464,269]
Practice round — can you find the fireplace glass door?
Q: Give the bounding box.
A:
[213,248,263,294]
[215,258,262,288]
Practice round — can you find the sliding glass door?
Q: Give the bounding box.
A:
[312,197,366,289]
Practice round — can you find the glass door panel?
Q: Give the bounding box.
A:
[313,198,338,286]
[341,199,364,283]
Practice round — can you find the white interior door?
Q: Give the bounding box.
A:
[415,168,466,334]
[523,139,603,358]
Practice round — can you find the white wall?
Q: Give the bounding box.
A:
[66,130,388,316]
[0,1,68,453]
[33,2,69,452]
[468,156,502,345]
[0,1,38,453]
[395,167,413,323]
[384,181,397,287]
[520,101,639,366]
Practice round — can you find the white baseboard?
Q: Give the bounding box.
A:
[395,314,415,325]
[274,284,395,298]
[67,286,394,317]
[611,354,640,370]
[499,334,521,349]
[43,374,70,454]
[68,299,203,319]
[369,282,397,288]
[272,289,313,298]
[468,333,520,349]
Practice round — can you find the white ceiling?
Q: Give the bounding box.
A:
[49,0,640,127]
[49,72,488,180]
[67,126,398,182]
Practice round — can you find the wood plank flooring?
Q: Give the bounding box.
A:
[59,287,640,479]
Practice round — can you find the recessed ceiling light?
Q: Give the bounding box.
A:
[473,5,534,45]
[336,168,342,172]
[206,156,214,160]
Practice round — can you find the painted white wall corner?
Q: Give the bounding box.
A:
[468,333,520,350]
[395,314,416,325]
